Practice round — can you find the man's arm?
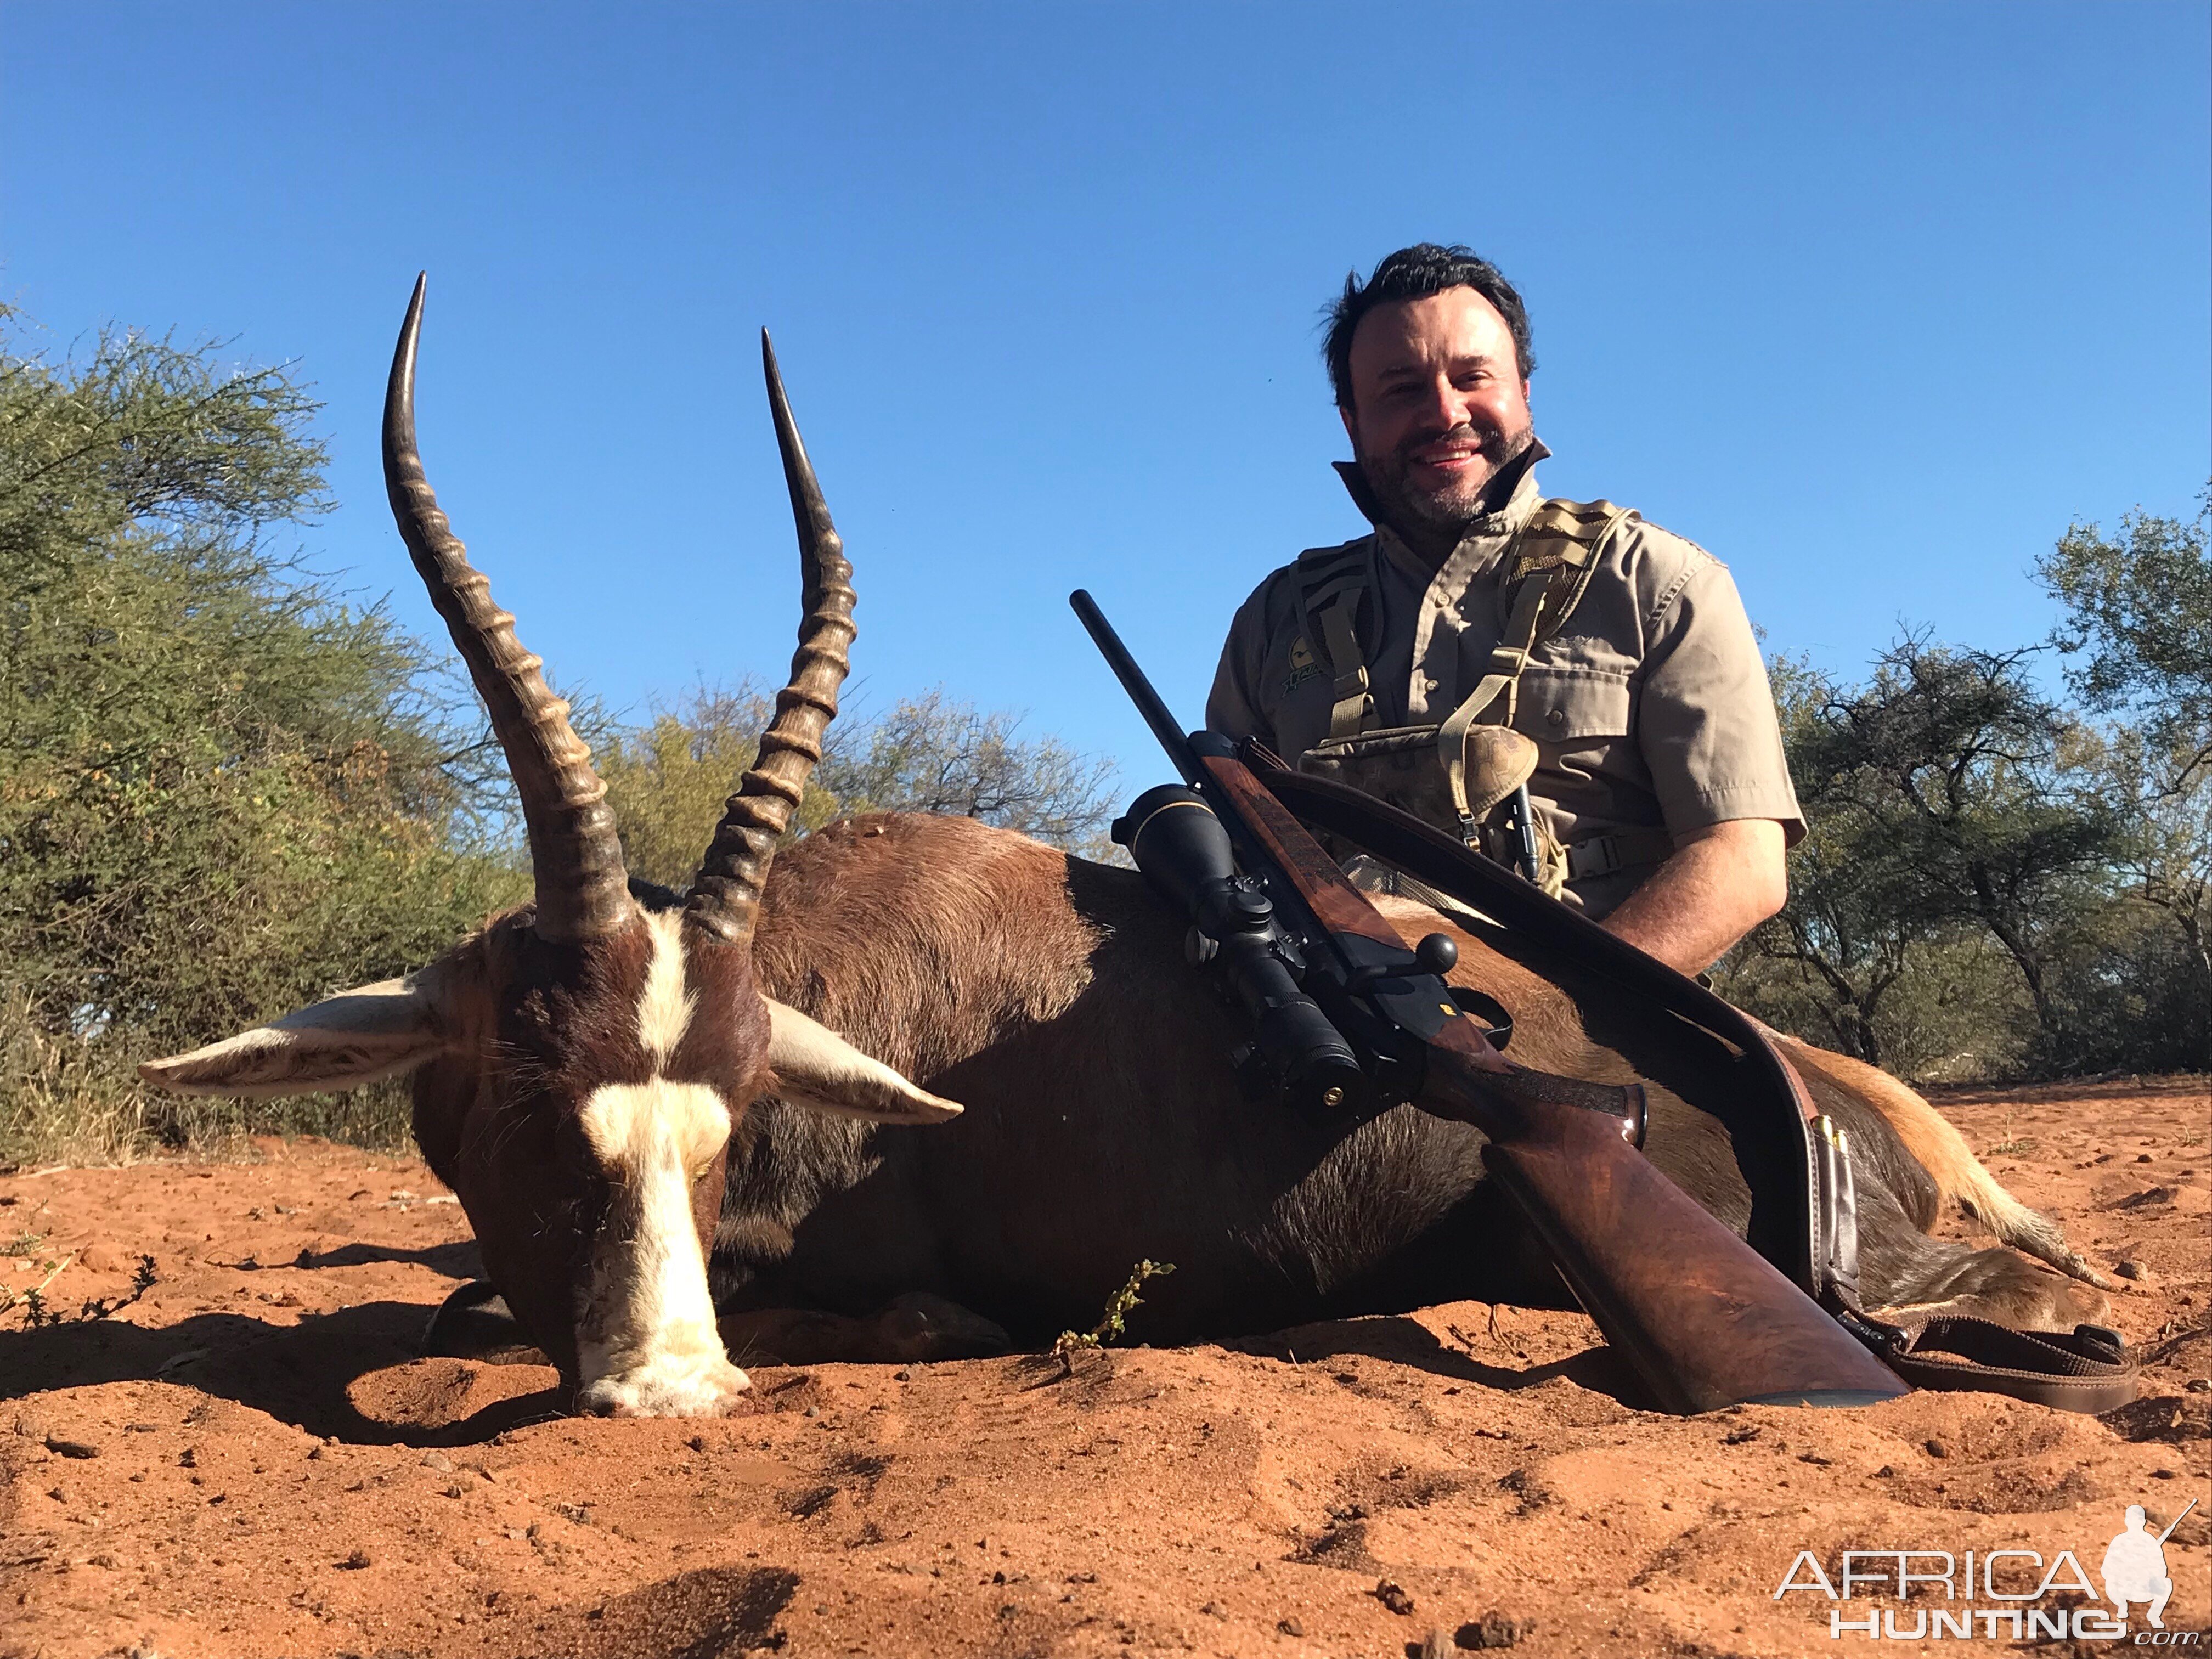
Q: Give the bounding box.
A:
[1599,818,1786,976]
[1612,541,1802,974]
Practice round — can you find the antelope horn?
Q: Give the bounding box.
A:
[383,274,632,943]
[684,331,856,948]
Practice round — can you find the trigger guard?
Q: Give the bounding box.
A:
[1447,986,1513,1049]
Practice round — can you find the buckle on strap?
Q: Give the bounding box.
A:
[1564,828,1676,881]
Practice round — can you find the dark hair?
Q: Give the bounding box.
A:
[1323,244,1534,410]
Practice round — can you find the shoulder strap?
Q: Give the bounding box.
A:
[1435,499,1639,838]
[1293,543,1379,738]
[1505,498,1635,653]
[1440,498,1639,738]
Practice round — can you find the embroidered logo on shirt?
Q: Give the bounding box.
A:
[1282,635,1325,694]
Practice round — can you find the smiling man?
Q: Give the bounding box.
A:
[1206,244,1801,975]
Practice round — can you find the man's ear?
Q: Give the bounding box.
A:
[1338,402,1358,448]
[139,963,454,1099]
[763,1000,963,1126]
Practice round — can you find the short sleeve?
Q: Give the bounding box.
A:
[1205,581,1277,750]
[1638,560,1804,843]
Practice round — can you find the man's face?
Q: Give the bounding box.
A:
[1340,286,1534,544]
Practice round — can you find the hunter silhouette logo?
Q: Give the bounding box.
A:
[1773,1496,2202,1642]
[2103,1499,2194,1630]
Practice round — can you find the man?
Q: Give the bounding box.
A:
[1207,244,1800,975]
[2100,1505,2175,1629]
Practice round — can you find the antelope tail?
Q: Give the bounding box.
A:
[1774,1036,2114,1291]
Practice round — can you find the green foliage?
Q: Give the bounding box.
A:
[1802,639,2119,1035]
[1720,489,2212,1081]
[826,689,1119,848]
[2041,491,2212,766]
[1052,1259,1175,1370]
[0,311,525,1162]
[595,685,844,890]
[600,682,1120,890]
[2042,493,2212,1013]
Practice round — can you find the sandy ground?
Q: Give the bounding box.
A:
[0,1077,2205,1659]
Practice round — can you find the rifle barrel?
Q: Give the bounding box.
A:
[2157,1496,2199,1544]
[1070,590,1200,786]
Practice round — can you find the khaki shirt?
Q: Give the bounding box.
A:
[1206,454,1804,918]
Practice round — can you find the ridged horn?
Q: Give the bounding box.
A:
[684,331,857,948]
[383,273,632,944]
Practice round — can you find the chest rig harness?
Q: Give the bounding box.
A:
[1290,498,1672,899]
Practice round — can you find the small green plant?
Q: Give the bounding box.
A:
[3,1251,156,1329]
[1984,1110,2036,1158]
[3,1251,74,1327]
[1052,1259,1175,1373]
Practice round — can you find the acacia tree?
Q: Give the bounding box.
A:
[598,682,1120,891]
[1792,639,2120,1046]
[0,312,523,1154]
[2042,493,2212,988]
[1723,639,2126,1073]
[1719,658,1934,1065]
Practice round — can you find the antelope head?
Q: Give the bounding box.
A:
[140,277,960,1417]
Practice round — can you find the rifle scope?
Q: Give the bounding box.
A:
[1114,783,1368,1116]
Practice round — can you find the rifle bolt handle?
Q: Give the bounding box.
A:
[1414,933,1459,977]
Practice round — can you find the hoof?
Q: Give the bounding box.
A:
[422,1279,547,1365]
[868,1292,1011,1362]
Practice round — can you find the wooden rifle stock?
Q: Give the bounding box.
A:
[1199,753,1908,1413]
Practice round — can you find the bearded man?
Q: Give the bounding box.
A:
[1207,243,1800,975]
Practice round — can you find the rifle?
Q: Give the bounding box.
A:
[2156,1497,2198,1546]
[1071,588,1909,1414]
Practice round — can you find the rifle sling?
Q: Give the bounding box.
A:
[1839,1309,2137,1414]
[1249,753,2137,1413]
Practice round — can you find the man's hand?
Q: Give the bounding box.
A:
[1599,819,1787,977]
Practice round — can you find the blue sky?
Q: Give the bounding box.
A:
[5,3,2207,795]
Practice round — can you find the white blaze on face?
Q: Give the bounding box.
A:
[573,910,745,1417]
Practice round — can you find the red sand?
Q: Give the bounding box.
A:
[2,1077,2205,1658]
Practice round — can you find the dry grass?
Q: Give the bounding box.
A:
[0,986,411,1169]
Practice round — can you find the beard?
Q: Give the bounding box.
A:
[1356,420,1536,550]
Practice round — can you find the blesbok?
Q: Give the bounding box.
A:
[143,283,2109,1417]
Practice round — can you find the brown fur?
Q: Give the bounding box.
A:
[409,905,771,1379]
[1770,1036,2112,1289]
[708,813,2105,1345]
[408,811,2104,1389]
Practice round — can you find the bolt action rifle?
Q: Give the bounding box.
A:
[1071,589,1910,1414]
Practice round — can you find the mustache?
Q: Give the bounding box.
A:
[1389,422,1510,465]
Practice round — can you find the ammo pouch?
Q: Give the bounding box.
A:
[1298,724,1566,896]
[1291,498,1638,899]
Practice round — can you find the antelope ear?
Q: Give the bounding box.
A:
[763,1000,964,1126]
[138,963,454,1099]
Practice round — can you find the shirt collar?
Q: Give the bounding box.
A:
[1335,437,1551,564]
